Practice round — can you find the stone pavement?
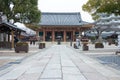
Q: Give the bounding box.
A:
[0,44,41,67]
[0,45,120,80]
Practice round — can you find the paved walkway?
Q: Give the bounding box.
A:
[0,45,120,80]
[0,44,41,67]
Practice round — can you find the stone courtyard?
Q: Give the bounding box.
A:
[0,42,120,80]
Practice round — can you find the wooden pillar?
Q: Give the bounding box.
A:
[36,31,39,36]
[8,34,10,42]
[3,33,6,41]
[71,31,72,41]
[43,30,46,41]
[64,31,66,42]
[73,30,75,41]
[52,31,55,42]
[11,30,14,48]
[35,31,39,41]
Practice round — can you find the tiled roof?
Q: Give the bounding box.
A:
[39,12,88,26]
[0,21,25,32]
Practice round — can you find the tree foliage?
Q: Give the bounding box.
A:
[82,0,120,20]
[0,0,41,24]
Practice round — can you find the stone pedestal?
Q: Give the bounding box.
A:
[39,43,45,49]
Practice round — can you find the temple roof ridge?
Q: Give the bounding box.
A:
[41,12,81,15]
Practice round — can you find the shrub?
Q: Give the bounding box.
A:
[95,42,104,48]
[16,42,28,47]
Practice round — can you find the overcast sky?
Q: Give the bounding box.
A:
[38,0,94,22]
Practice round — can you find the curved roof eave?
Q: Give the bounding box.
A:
[0,21,25,32]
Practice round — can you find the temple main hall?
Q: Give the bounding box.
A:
[38,12,93,42]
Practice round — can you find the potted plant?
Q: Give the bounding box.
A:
[81,37,89,51]
[15,42,29,53]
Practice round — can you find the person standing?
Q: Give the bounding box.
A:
[33,36,36,45]
[76,38,80,49]
[14,36,19,47]
[29,37,33,45]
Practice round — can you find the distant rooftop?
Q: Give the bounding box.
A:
[39,12,89,26]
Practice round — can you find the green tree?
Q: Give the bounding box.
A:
[0,0,41,24]
[0,0,10,17]
[82,0,120,20]
[82,0,119,43]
